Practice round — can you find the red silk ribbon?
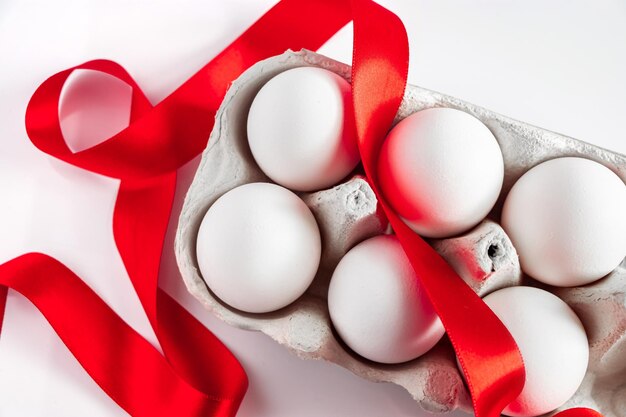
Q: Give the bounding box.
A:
[0,1,605,417]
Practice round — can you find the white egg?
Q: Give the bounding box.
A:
[502,157,626,287]
[328,235,445,364]
[482,286,589,417]
[378,107,504,238]
[196,182,321,313]
[247,67,360,192]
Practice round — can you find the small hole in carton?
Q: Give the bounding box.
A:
[488,244,500,260]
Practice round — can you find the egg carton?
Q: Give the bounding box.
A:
[174,50,626,416]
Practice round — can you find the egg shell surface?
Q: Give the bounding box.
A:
[196,182,321,313]
[247,67,360,192]
[502,157,626,287]
[378,107,504,238]
[328,234,445,364]
[483,286,589,417]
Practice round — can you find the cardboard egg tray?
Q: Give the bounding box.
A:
[174,50,626,416]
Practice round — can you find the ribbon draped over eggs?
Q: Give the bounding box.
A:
[193,63,626,417]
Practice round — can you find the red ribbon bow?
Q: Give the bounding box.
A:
[0,1,604,417]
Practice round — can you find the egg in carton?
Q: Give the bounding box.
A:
[174,50,626,416]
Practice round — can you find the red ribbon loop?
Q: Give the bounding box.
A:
[0,1,606,417]
[26,60,158,179]
[3,1,353,415]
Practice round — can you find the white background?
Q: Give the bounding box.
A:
[1,1,625,416]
